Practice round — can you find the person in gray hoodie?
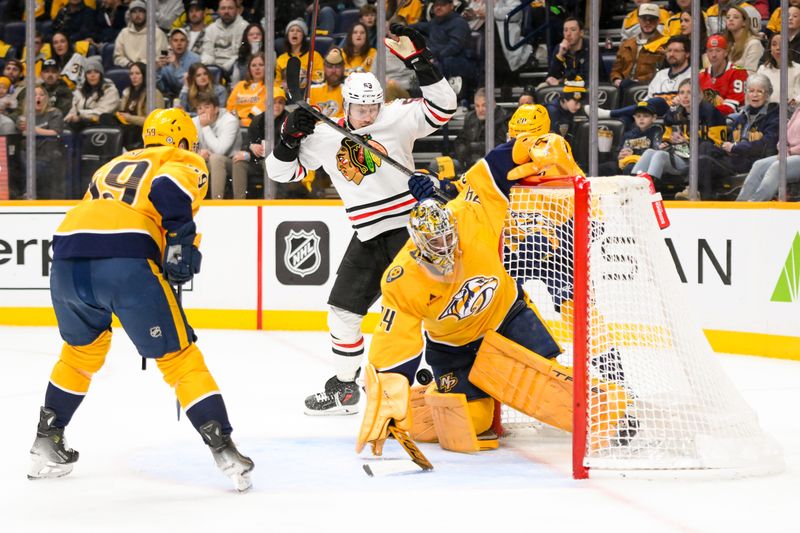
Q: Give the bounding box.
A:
[201,0,249,77]
[64,56,120,131]
[113,0,168,68]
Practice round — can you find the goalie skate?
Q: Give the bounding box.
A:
[28,407,79,480]
[304,374,361,416]
[199,421,254,492]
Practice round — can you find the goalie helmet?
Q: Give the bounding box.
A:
[342,72,384,116]
[507,104,550,139]
[142,108,198,152]
[408,199,459,275]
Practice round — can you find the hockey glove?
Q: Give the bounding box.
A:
[386,24,443,85]
[280,106,316,149]
[163,221,202,286]
[408,172,460,202]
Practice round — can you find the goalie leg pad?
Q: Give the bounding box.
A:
[356,364,412,456]
[424,389,498,453]
[409,385,437,443]
[469,330,574,432]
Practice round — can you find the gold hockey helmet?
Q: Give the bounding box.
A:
[507,104,550,139]
[142,108,199,151]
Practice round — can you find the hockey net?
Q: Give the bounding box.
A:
[499,175,782,478]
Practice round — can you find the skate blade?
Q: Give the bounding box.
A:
[232,473,252,492]
[303,405,360,416]
[28,458,74,480]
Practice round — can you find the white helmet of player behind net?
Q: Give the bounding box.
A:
[342,71,384,117]
[408,199,459,275]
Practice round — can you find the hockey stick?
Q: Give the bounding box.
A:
[305,0,320,101]
[388,424,433,470]
[175,284,183,422]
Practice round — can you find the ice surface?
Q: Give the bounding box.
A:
[1,326,797,532]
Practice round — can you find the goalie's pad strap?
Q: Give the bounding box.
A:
[424,389,497,453]
[409,385,437,443]
[356,365,412,456]
[469,330,574,432]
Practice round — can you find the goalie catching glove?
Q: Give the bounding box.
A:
[163,221,202,285]
[356,364,412,456]
[386,24,443,85]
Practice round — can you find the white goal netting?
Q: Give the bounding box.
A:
[501,176,782,475]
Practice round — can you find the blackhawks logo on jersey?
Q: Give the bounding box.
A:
[438,275,499,321]
[335,135,388,185]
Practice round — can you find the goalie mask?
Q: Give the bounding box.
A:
[408,199,459,275]
[343,72,384,126]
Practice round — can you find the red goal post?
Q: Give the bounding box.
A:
[496,174,782,479]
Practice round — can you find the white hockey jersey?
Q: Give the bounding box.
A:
[265,78,457,241]
[646,65,691,104]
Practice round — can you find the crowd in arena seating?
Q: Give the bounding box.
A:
[0,0,798,201]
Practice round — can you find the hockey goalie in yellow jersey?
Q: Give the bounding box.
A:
[356,113,635,456]
[28,109,254,491]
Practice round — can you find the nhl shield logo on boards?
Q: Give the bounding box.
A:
[275,221,330,286]
[284,230,321,277]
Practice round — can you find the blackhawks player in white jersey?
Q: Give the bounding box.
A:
[265,24,457,415]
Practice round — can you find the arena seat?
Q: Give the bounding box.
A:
[78,127,122,194]
[105,68,130,94]
[572,118,625,171]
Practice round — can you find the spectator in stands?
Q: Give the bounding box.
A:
[385,16,417,93]
[699,34,748,116]
[633,79,726,186]
[546,78,586,144]
[184,0,210,55]
[610,3,666,103]
[231,23,265,84]
[20,31,48,81]
[3,0,49,21]
[621,0,671,41]
[588,36,691,127]
[95,0,128,44]
[758,33,800,107]
[765,0,800,37]
[157,28,201,100]
[0,38,16,68]
[201,0,249,78]
[737,106,800,201]
[50,0,97,21]
[0,77,18,121]
[101,62,164,150]
[232,87,288,199]
[64,56,120,131]
[360,4,378,48]
[53,0,97,43]
[518,88,535,105]
[788,5,800,63]
[342,22,377,76]
[114,0,169,68]
[15,85,66,199]
[2,60,23,97]
[39,59,75,117]
[156,0,185,32]
[705,0,763,36]
[193,93,242,199]
[723,5,764,73]
[310,47,345,118]
[50,31,90,90]
[544,17,608,87]
[453,87,509,167]
[227,52,266,127]
[275,19,325,90]
[462,0,485,31]
[413,0,476,101]
[393,0,424,26]
[177,62,228,115]
[598,101,662,176]
[691,73,778,200]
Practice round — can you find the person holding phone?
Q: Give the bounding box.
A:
[157,27,201,100]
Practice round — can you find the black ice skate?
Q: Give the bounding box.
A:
[199,420,254,492]
[304,373,361,416]
[28,407,79,480]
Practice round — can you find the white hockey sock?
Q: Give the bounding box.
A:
[328,306,365,382]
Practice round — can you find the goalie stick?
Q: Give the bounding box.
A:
[363,424,434,477]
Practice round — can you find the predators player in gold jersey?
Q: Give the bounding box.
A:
[28,108,254,491]
[357,134,634,456]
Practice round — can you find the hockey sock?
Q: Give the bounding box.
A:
[44,381,85,428]
[186,393,233,436]
[332,336,364,382]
